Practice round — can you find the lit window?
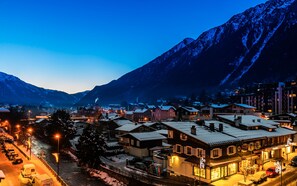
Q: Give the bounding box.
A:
[131,139,134,146]
[168,130,174,139]
[194,166,206,178]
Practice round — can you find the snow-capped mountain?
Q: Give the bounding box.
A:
[79,0,297,105]
[0,71,86,106]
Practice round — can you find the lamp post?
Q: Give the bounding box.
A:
[28,128,33,160]
[55,134,60,177]
[15,124,20,140]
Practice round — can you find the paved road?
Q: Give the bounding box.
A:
[0,142,60,186]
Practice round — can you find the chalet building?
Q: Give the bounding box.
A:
[133,108,152,122]
[119,131,166,158]
[99,117,134,140]
[269,113,297,129]
[176,107,198,121]
[124,111,134,121]
[152,106,176,122]
[162,117,296,184]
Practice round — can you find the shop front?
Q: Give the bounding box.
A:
[210,162,238,181]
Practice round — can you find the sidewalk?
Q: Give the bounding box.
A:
[13,141,62,186]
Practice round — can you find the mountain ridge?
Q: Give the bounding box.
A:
[78,0,297,105]
[0,71,87,106]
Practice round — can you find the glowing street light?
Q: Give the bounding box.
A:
[55,134,61,176]
[27,128,33,160]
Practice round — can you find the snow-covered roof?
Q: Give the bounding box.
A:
[134,108,148,113]
[125,131,166,141]
[125,111,134,115]
[204,120,296,140]
[181,107,198,112]
[115,124,141,132]
[155,129,168,135]
[162,122,239,146]
[0,108,10,112]
[35,118,47,123]
[147,105,156,109]
[210,104,229,108]
[158,106,175,111]
[234,103,256,109]
[114,119,134,126]
[218,115,278,129]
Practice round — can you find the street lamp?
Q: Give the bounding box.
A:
[27,128,33,160]
[15,124,20,140]
[55,134,60,176]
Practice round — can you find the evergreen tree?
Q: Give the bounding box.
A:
[76,124,104,168]
[46,110,76,148]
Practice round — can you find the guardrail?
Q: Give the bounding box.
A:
[13,142,68,186]
[39,158,68,186]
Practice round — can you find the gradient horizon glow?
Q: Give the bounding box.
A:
[0,0,267,93]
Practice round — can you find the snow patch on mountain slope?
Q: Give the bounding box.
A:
[231,16,286,84]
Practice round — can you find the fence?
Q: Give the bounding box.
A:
[39,158,68,186]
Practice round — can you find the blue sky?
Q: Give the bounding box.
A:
[0,0,267,93]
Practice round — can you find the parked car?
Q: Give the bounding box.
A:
[250,171,267,184]
[266,167,279,178]
[291,156,297,167]
[12,157,23,165]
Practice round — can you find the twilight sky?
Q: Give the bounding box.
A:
[0,0,267,93]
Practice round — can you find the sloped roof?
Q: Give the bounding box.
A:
[0,108,10,112]
[218,115,278,129]
[114,119,134,126]
[181,107,198,112]
[134,108,148,113]
[204,120,296,140]
[210,104,229,108]
[115,124,141,132]
[234,103,256,109]
[124,131,166,141]
[162,122,239,146]
[158,106,175,111]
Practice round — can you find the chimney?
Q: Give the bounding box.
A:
[191,125,197,135]
[210,123,215,132]
[219,123,223,132]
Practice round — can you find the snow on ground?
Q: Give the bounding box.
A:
[64,150,126,185]
[109,154,134,163]
[88,168,127,186]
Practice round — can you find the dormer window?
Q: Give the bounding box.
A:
[180,133,188,141]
